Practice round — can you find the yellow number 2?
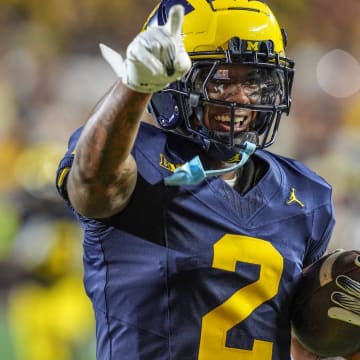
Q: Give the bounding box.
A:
[198,234,284,359]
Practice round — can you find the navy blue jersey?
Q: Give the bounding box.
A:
[56,122,335,360]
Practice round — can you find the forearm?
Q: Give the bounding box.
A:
[291,336,319,360]
[68,80,151,218]
[345,353,360,360]
[76,80,150,180]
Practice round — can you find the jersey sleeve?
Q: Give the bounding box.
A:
[303,196,336,268]
[274,152,336,268]
[55,127,83,202]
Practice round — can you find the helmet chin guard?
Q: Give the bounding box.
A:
[145,0,295,161]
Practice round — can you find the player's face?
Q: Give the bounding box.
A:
[201,65,260,133]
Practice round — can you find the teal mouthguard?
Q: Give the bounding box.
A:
[164,141,256,186]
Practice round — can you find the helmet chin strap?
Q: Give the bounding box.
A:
[164,141,256,186]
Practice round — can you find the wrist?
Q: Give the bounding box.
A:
[122,61,171,94]
[115,79,153,101]
[123,78,163,94]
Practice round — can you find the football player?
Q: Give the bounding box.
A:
[55,1,345,359]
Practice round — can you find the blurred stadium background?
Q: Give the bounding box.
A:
[0,1,359,359]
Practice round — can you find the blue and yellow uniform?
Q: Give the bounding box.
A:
[56,122,335,360]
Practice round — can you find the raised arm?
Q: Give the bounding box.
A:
[67,83,150,219]
[66,5,191,218]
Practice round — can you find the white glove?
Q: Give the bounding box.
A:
[328,256,360,326]
[100,5,191,93]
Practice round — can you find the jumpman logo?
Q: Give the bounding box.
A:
[287,187,305,208]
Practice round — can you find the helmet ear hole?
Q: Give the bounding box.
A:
[149,92,181,130]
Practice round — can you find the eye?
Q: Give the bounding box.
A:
[243,80,260,91]
[243,80,261,96]
[244,71,262,83]
[207,79,230,90]
[211,79,226,85]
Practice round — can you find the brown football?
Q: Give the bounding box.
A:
[291,249,360,357]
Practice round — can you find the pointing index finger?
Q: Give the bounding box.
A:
[165,4,185,37]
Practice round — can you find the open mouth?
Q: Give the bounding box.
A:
[211,113,250,132]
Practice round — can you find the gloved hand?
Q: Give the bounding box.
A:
[100,5,191,93]
[328,257,360,326]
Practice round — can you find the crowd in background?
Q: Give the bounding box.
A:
[0,1,359,359]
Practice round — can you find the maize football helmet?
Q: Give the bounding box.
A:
[145,0,295,162]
